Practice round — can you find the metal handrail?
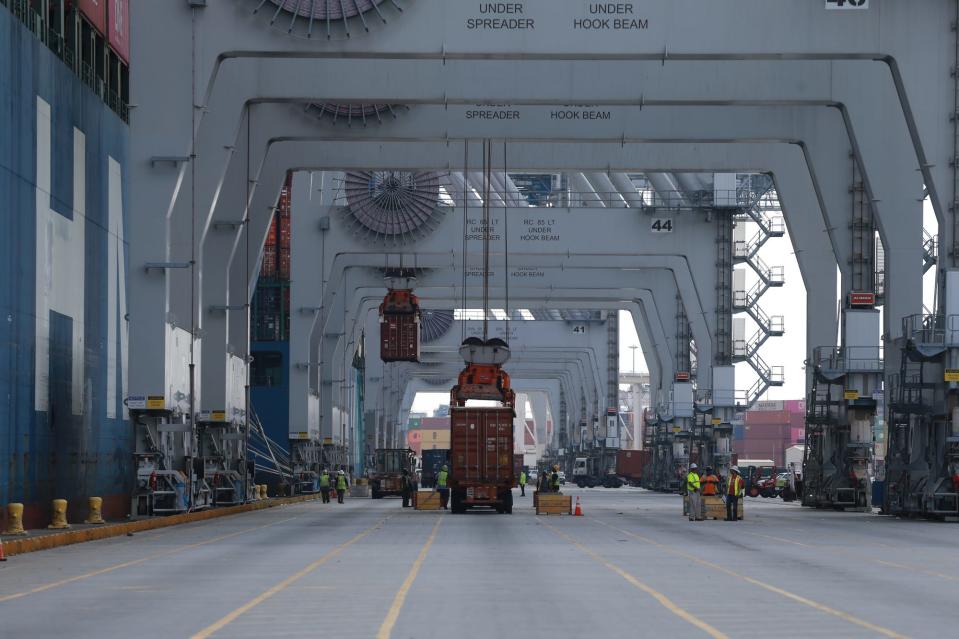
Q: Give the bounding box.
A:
[1,0,130,122]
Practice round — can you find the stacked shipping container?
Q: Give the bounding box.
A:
[734,400,805,466]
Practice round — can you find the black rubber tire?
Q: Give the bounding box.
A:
[451,490,465,514]
[504,491,514,514]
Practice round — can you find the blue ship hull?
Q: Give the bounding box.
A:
[0,8,130,526]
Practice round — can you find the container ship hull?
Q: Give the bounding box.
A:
[1,7,131,528]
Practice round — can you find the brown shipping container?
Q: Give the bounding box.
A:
[380,314,420,362]
[450,407,516,490]
[616,449,650,482]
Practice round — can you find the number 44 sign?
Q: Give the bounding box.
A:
[826,0,868,9]
[651,218,673,233]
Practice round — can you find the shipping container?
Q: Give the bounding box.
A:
[106,0,130,64]
[616,449,650,486]
[514,454,524,485]
[77,0,107,34]
[745,410,790,426]
[449,407,516,512]
[420,448,449,488]
[380,314,420,362]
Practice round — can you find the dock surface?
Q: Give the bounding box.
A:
[1,489,951,638]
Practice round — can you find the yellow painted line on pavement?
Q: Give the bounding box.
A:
[541,520,727,639]
[192,516,390,639]
[0,515,302,604]
[874,559,959,582]
[742,530,957,581]
[595,519,909,639]
[740,530,813,548]
[376,517,443,639]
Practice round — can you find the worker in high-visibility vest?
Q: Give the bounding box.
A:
[436,465,450,510]
[550,464,562,492]
[519,469,527,496]
[701,467,720,497]
[336,470,349,504]
[319,469,332,503]
[726,466,745,522]
[686,463,704,521]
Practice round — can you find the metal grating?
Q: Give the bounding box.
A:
[420,310,454,344]
[305,103,404,126]
[252,0,405,39]
[269,0,387,19]
[342,171,447,244]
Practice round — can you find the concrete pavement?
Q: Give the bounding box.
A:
[1,488,953,638]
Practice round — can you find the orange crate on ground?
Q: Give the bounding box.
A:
[414,491,441,511]
[535,493,572,515]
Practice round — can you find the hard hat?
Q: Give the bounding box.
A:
[442,465,448,471]
[553,464,560,471]
[338,470,345,475]
[730,466,740,474]
[689,463,698,470]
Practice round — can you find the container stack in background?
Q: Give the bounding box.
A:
[733,400,805,466]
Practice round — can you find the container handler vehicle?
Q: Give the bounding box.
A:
[449,338,516,514]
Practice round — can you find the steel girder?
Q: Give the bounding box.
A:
[131,60,928,404]
[334,284,674,440]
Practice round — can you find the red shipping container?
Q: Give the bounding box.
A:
[380,314,420,362]
[106,0,130,64]
[450,407,516,510]
[263,218,277,248]
[616,449,650,485]
[746,410,790,426]
[260,246,276,278]
[77,0,106,35]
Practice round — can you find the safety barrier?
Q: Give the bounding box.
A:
[48,499,70,529]
[84,497,106,525]
[0,494,320,558]
[3,503,26,535]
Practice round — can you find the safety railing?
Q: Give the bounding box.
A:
[902,314,948,346]
[813,345,883,373]
[1,0,129,122]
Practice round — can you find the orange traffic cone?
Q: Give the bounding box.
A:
[574,496,583,516]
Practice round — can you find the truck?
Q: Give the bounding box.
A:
[616,449,651,487]
[448,337,516,514]
[369,448,416,499]
[420,448,449,488]
[572,451,622,488]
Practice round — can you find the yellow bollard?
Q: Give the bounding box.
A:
[84,497,106,524]
[259,485,268,500]
[3,503,26,535]
[48,499,70,529]
[254,485,263,500]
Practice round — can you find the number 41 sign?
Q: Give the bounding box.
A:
[826,0,868,9]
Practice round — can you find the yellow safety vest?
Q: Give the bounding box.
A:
[336,475,347,490]
[686,472,701,492]
[437,470,448,488]
[320,473,330,488]
[519,472,527,486]
[727,475,744,497]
